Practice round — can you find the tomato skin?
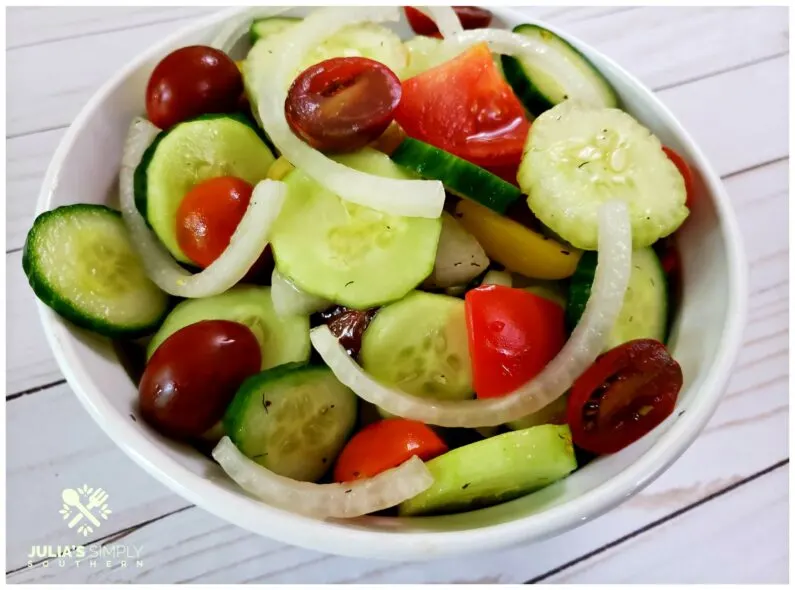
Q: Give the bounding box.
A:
[662,146,695,208]
[333,419,448,482]
[395,43,530,167]
[146,46,243,130]
[567,339,683,455]
[465,285,566,398]
[139,320,261,440]
[404,6,493,36]
[285,57,402,153]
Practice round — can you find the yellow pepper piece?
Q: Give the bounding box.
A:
[455,199,581,280]
[266,157,295,181]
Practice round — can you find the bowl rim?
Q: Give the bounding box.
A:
[33,6,748,561]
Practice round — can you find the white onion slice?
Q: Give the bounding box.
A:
[210,6,291,53]
[438,28,606,107]
[271,269,331,317]
[213,437,433,519]
[311,200,632,427]
[119,117,286,298]
[421,6,464,38]
[252,6,444,219]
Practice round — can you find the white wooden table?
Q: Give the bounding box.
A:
[6,7,789,584]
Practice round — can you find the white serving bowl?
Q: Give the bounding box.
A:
[35,6,747,560]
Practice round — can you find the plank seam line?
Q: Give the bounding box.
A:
[6,378,67,401]
[524,458,789,584]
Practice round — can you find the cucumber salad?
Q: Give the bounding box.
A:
[24,7,694,519]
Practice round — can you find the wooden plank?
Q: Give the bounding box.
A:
[6,7,787,138]
[542,465,789,583]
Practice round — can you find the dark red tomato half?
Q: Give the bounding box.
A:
[404,6,493,37]
[395,43,530,167]
[662,146,695,208]
[567,339,684,455]
[285,57,402,153]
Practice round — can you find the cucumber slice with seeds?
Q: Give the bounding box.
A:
[399,424,577,516]
[224,363,357,482]
[502,24,618,115]
[23,205,169,338]
[519,102,689,250]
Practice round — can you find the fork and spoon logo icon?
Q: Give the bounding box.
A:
[59,485,112,536]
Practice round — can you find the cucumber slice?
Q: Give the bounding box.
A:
[249,16,301,44]
[391,138,522,214]
[519,101,689,250]
[360,291,473,402]
[506,393,568,431]
[567,247,668,347]
[399,424,577,516]
[23,205,169,338]
[511,276,568,309]
[403,36,444,78]
[147,285,310,370]
[224,363,357,482]
[270,149,442,309]
[501,24,618,116]
[134,114,276,264]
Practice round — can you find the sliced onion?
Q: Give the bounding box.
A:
[119,117,286,298]
[311,200,632,427]
[251,6,444,219]
[271,269,331,317]
[438,28,606,107]
[212,436,433,519]
[419,6,463,38]
[210,6,291,53]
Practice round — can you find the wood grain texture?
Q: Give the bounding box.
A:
[5,6,789,584]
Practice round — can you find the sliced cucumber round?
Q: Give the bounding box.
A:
[567,247,668,347]
[392,138,522,214]
[249,16,301,44]
[147,285,310,370]
[403,36,445,78]
[224,363,357,482]
[23,205,169,338]
[399,424,577,516]
[506,393,569,431]
[501,24,618,116]
[361,291,473,402]
[270,149,442,309]
[134,114,276,264]
[519,101,689,250]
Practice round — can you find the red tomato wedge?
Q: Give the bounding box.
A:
[662,146,695,208]
[333,419,448,483]
[395,43,530,168]
[465,285,566,398]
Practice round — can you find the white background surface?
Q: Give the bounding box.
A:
[5,6,789,583]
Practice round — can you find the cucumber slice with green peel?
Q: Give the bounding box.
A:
[270,149,442,309]
[506,394,569,431]
[501,24,618,116]
[223,363,357,482]
[23,205,169,338]
[134,114,276,264]
[391,138,522,214]
[519,101,689,250]
[249,16,302,44]
[147,285,310,370]
[567,247,668,347]
[361,291,473,402]
[398,424,577,516]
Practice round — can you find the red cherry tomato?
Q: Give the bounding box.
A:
[146,45,243,129]
[333,419,448,482]
[404,6,493,36]
[567,339,683,455]
[395,43,530,167]
[176,176,254,269]
[662,146,695,208]
[465,285,566,398]
[139,320,261,440]
[285,57,402,153]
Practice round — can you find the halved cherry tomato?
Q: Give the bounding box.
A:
[662,146,695,208]
[285,57,402,153]
[465,285,566,398]
[395,43,530,168]
[404,6,493,37]
[333,419,448,482]
[567,339,683,455]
